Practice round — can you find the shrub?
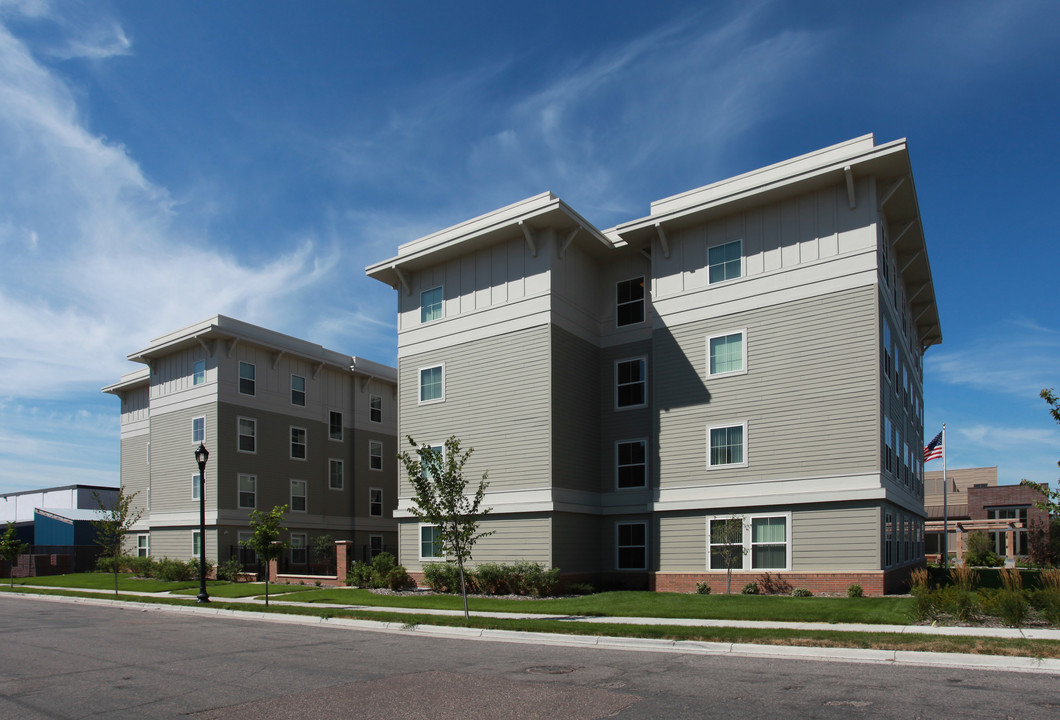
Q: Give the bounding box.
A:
[908,567,930,593]
[386,565,411,590]
[791,587,813,597]
[473,562,510,595]
[1032,589,1060,626]
[567,582,596,596]
[516,562,560,597]
[1039,568,1060,592]
[741,582,759,595]
[369,552,398,588]
[422,561,461,592]
[346,561,373,588]
[216,557,245,582]
[695,581,711,595]
[125,555,154,577]
[949,563,980,592]
[847,584,863,598]
[964,532,1002,566]
[155,557,195,582]
[935,585,977,623]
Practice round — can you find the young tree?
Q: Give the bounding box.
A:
[710,516,747,594]
[1021,388,1060,513]
[398,436,492,620]
[1,522,29,588]
[240,504,289,606]
[91,489,143,597]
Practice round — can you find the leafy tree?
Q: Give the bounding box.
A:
[91,489,143,597]
[1021,388,1060,513]
[1,522,29,588]
[398,436,492,620]
[240,504,289,606]
[710,516,747,594]
[312,533,335,569]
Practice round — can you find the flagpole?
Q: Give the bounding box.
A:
[942,423,948,570]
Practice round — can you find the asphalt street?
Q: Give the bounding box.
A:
[1,595,1058,719]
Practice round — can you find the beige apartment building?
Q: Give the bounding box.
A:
[104,316,398,568]
[367,135,940,595]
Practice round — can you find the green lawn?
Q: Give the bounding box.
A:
[277,588,915,625]
[12,573,207,593]
[170,582,308,598]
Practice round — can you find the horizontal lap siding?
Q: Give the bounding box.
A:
[658,514,707,570]
[147,528,218,562]
[656,285,878,487]
[149,404,217,513]
[399,325,551,497]
[398,515,551,571]
[791,504,880,570]
[121,436,150,520]
[552,513,601,573]
[551,327,600,493]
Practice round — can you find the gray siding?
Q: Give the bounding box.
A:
[791,503,880,570]
[120,435,150,520]
[656,285,879,487]
[399,514,551,572]
[550,327,600,494]
[149,403,218,514]
[552,512,601,574]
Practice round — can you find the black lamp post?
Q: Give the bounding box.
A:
[194,443,210,603]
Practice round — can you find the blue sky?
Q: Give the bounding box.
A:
[1,0,1057,494]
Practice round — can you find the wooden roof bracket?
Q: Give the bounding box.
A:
[196,337,216,357]
[900,248,923,273]
[559,227,579,259]
[225,338,240,358]
[270,350,285,370]
[844,166,857,209]
[393,265,411,295]
[654,223,670,259]
[878,175,908,209]
[520,221,537,258]
[891,220,915,247]
[312,361,325,380]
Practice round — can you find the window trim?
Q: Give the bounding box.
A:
[192,416,206,445]
[615,521,648,571]
[238,361,256,396]
[615,438,648,490]
[369,534,384,558]
[420,285,444,324]
[369,440,383,472]
[136,533,149,558]
[369,487,383,517]
[290,374,306,407]
[706,329,748,378]
[328,458,344,491]
[614,357,647,411]
[419,523,443,561]
[192,530,202,557]
[706,512,791,572]
[418,363,445,405]
[237,416,257,454]
[238,474,256,510]
[706,421,748,469]
[290,426,307,461]
[290,532,307,565]
[192,359,206,386]
[329,410,343,442]
[192,473,202,501]
[615,276,646,328]
[369,394,382,423]
[708,238,743,285]
[290,479,307,513]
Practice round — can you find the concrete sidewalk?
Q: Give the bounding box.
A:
[4,587,1059,675]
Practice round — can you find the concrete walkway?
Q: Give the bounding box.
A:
[5,586,1060,675]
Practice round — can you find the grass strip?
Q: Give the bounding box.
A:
[4,585,1058,660]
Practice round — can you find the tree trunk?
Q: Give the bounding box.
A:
[265,577,270,607]
[457,557,469,621]
[114,553,120,597]
[726,567,732,594]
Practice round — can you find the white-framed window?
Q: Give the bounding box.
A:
[238,474,256,509]
[708,239,742,284]
[369,535,383,558]
[615,357,647,409]
[708,517,745,570]
[329,411,343,441]
[707,330,746,377]
[290,533,307,564]
[419,524,442,560]
[136,534,149,558]
[707,423,746,468]
[239,361,256,396]
[421,286,443,323]
[708,514,790,571]
[192,416,205,444]
[238,417,256,453]
[884,512,895,567]
[192,473,202,500]
[370,394,382,423]
[882,320,893,379]
[370,487,383,517]
[290,426,307,460]
[291,479,307,512]
[419,364,444,404]
[192,359,205,386]
[146,442,150,465]
[369,440,383,471]
[291,374,306,406]
[616,522,647,570]
[616,439,647,489]
[883,417,894,473]
[616,276,645,327]
[329,459,343,490]
[192,530,202,557]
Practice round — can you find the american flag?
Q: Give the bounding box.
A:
[924,431,943,462]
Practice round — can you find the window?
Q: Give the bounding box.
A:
[238,417,256,453]
[291,374,306,406]
[707,423,746,467]
[370,395,382,423]
[192,473,202,500]
[291,427,307,460]
[419,364,444,404]
[708,239,742,283]
[616,277,645,326]
[987,507,1030,556]
[238,532,257,562]
[883,417,894,473]
[421,286,443,323]
[370,487,383,517]
[370,535,383,558]
[291,479,307,512]
[750,516,787,569]
[709,514,790,571]
[136,534,149,558]
[238,475,256,509]
[885,513,895,567]
[420,524,442,559]
[192,530,202,557]
[616,440,647,489]
[192,416,205,444]
[369,441,383,471]
[615,358,646,409]
[290,533,307,564]
[882,320,893,379]
[329,459,343,490]
[192,359,205,386]
[329,411,343,441]
[707,330,746,377]
[616,522,647,570]
[709,517,745,571]
[239,361,256,396]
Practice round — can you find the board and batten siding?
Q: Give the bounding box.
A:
[398,325,551,499]
[550,326,600,494]
[653,179,877,300]
[656,284,879,488]
[398,514,551,572]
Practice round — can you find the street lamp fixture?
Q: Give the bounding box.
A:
[194,443,210,603]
